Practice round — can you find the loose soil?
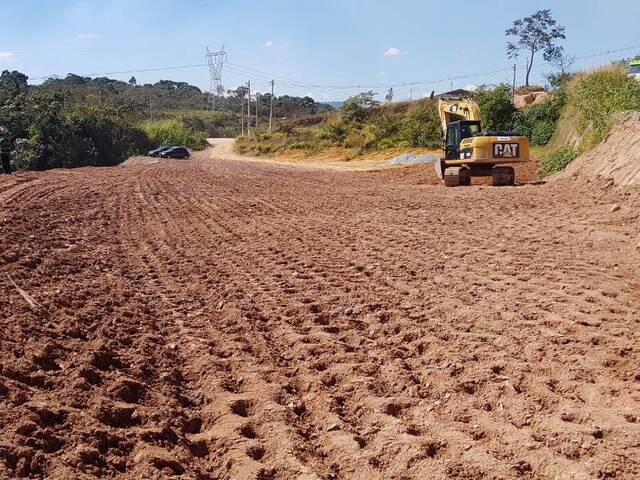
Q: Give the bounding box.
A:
[557,112,640,186]
[1,143,639,479]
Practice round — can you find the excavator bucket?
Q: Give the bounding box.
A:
[433,158,445,181]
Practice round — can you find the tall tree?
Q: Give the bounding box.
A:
[0,70,29,100]
[128,76,137,86]
[385,87,394,102]
[506,9,566,86]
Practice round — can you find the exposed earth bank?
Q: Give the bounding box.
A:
[1,145,639,479]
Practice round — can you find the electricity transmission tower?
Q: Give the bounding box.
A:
[205,45,227,110]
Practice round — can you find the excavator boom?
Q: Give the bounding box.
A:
[438,95,482,131]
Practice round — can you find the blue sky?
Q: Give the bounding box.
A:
[1,0,639,101]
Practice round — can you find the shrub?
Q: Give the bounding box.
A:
[5,92,150,171]
[180,111,239,138]
[539,147,577,176]
[142,119,205,149]
[475,85,517,131]
[341,91,379,123]
[512,93,564,146]
[315,120,347,143]
[364,111,404,149]
[400,101,441,148]
[531,122,557,145]
[344,131,367,149]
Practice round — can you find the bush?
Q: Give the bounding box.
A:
[400,101,441,148]
[512,93,564,146]
[367,111,403,148]
[341,91,379,123]
[344,131,367,149]
[179,111,239,138]
[4,92,150,171]
[475,85,517,131]
[142,119,205,149]
[539,147,577,176]
[315,120,347,144]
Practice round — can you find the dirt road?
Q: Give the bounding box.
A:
[1,145,639,479]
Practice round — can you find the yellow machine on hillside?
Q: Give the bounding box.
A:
[434,94,530,186]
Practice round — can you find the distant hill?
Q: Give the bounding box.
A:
[324,101,344,109]
[34,74,333,120]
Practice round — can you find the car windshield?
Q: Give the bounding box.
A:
[630,65,640,74]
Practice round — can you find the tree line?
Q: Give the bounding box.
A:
[0,70,333,171]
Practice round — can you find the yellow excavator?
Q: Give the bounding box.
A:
[434,94,530,186]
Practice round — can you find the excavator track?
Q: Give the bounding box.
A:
[443,166,471,187]
[491,166,515,186]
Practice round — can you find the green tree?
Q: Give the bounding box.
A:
[475,85,517,132]
[341,91,379,123]
[128,76,137,86]
[506,9,566,86]
[0,70,29,100]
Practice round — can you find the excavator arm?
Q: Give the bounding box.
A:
[438,95,482,132]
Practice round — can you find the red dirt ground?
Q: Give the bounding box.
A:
[1,148,639,480]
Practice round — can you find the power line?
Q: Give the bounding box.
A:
[25,41,640,97]
[30,63,208,82]
[228,42,640,91]
[224,63,341,98]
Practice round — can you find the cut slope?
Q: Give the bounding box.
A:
[556,112,640,186]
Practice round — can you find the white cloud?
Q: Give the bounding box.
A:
[77,33,102,40]
[383,47,407,57]
[0,51,14,63]
[263,40,273,47]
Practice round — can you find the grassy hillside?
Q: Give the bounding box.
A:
[237,64,640,177]
[539,64,640,175]
[236,87,565,161]
[236,93,443,160]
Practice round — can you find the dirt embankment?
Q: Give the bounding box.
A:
[556,112,640,186]
[1,148,639,479]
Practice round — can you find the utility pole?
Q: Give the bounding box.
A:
[205,45,227,111]
[269,80,274,133]
[409,88,412,102]
[247,80,251,136]
[255,92,259,130]
[240,88,245,135]
[512,64,517,103]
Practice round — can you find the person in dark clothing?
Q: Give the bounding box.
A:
[0,137,11,174]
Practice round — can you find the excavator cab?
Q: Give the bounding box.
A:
[444,120,481,160]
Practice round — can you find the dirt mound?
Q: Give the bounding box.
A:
[557,112,640,186]
[513,91,550,109]
[1,149,639,479]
